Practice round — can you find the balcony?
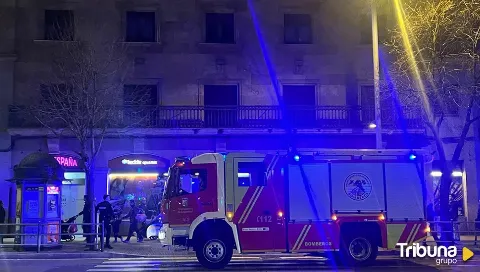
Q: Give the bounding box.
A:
[8,105,424,130]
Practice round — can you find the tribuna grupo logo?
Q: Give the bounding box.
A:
[397,243,458,265]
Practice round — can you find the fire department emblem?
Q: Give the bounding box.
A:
[344,173,372,201]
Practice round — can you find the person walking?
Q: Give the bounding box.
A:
[0,201,6,244]
[123,200,143,243]
[112,207,123,243]
[96,194,114,249]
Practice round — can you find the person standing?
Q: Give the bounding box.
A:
[77,196,93,247]
[0,201,6,244]
[112,207,123,243]
[426,203,438,243]
[123,200,143,243]
[475,201,480,244]
[96,194,114,249]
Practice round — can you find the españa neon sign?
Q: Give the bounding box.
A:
[54,156,79,168]
[121,159,158,166]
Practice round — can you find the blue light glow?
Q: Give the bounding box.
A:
[409,154,417,160]
[294,155,300,162]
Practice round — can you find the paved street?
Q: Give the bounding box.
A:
[1,255,479,272]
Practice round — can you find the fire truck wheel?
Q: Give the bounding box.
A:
[195,237,233,269]
[341,235,378,266]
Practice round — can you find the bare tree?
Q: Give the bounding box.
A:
[384,0,480,240]
[20,0,151,247]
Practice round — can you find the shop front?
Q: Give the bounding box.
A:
[107,154,170,234]
[53,154,85,222]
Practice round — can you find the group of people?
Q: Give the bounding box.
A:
[77,194,145,249]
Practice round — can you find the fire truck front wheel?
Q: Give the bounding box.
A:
[341,235,378,266]
[195,236,233,269]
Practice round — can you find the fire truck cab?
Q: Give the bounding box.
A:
[159,150,429,269]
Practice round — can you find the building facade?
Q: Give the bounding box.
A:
[0,0,478,224]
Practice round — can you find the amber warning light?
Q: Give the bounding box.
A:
[226,204,234,221]
[175,161,185,167]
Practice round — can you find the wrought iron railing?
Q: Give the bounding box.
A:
[8,105,424,130]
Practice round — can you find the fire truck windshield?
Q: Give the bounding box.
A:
[164,166,207,199]
[164,166,178,199]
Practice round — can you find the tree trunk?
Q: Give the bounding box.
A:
[437,160,454,245]
[426,121,454,245]
[84,165,96,250]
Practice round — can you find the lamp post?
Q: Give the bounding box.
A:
[371,0,383,149]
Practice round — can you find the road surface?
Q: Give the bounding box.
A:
[1,255,479,271]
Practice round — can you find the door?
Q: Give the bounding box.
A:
[360,86,394,127]
[61,184,84,220]
[204,85,238,128]
[232,158,280,252]
[360,86,375,124]
[123,85,158,126]
[283,85,316,128]
[167,164,218,227]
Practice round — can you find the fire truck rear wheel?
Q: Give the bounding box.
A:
[341,235,378,266]
[195,236,233,269]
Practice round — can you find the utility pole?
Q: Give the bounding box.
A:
[371,0,382,149]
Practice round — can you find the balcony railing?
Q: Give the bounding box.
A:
[8,105,424,130]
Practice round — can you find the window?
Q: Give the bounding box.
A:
[40,84,74,108]
[164,168,207,199]
[123,85,158,106]
[237,162,267,187]
[178,169,207,195]
[126,11,156,42]
[360,14,387,44]
[284,14,312,44]
[44,10,75,41]
[205,13,235,44]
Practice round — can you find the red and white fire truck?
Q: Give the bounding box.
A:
[159,150,429,269]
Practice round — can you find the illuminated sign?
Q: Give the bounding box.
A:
[121,159,158,166]
[54,156,79,168]
[47,186,60,195]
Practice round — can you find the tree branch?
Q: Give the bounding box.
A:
[436,112,445,130]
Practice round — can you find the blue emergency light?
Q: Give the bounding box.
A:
[293,155,300,162]
[409,154,417,160]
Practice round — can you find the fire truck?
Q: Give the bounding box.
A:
[159,150,429,269]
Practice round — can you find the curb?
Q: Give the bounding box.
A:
[0,252,142,260]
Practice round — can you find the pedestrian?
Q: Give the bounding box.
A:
[0,200,6,244]
[475,201,480,245]
[77,195,93,247]
[123,200,143,243]
[112,207,123,243]
[96,194,114,249]
[426,203,438,243]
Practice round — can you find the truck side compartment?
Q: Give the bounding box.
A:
[284,152,427,253]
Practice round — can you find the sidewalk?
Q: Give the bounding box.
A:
[0,237,192,259]
[1,235,479,259]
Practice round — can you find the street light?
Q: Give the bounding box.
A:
[371,0,382,149]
